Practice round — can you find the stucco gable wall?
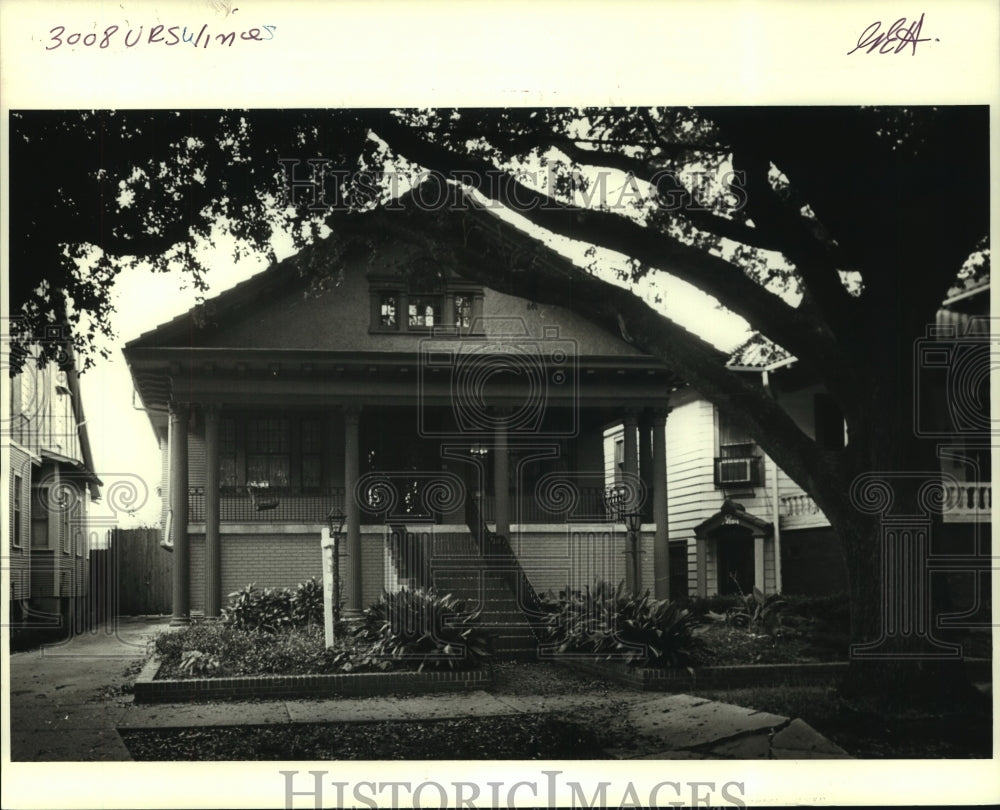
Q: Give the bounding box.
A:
[178,257,645,358]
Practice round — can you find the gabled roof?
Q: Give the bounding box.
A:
[726,333,794,372]
[124,190,682,434]
[694,498,773,538]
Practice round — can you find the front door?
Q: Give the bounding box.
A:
[715,526,754,595]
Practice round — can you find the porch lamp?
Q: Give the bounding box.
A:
[625,511,643,594]
[327,511,346,633]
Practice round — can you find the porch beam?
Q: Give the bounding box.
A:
[169,402,190,625]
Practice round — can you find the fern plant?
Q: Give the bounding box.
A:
[542,579,702,668]
[353,587,493,671]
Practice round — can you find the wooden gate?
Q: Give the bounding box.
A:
[98,527,173,616]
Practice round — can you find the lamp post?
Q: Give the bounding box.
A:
[325,511,346,646]
[604,487,642,593]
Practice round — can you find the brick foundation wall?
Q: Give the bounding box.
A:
[509,525,655,597]
[187,527,392,613]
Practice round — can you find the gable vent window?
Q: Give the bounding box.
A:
[379,294,398,328]
[370,278,483,334]
[408,296,440,328]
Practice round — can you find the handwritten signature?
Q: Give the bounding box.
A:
[847,13,934,55]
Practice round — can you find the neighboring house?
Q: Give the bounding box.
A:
[605,278,991,603]
[7,337,102,639]
[124,199,681,649]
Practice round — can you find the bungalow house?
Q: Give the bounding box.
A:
[124,197,683,651]
[605,278,991,610]
[7,333,102,641]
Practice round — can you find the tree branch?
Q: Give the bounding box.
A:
[367,111,849,381]
[359,193,846,509]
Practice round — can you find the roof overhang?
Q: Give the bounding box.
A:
[694,499,773,539]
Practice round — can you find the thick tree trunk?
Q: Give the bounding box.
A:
[822,347,981,711]
[826,501,978,711]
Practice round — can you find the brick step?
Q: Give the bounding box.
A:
[449,608,528,622]
[431,580,516,592]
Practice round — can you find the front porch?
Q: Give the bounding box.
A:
[168,393,676,625]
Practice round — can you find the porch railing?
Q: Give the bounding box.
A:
[780,482,992,525]
[188,486,345,523]
[942,482,992,521]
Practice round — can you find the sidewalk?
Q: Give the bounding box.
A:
[8,618,851,761]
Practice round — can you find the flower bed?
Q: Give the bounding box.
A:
[134,655,490,703]
[140,584,495,701]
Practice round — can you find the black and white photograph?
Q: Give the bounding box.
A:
[2,2,997,808]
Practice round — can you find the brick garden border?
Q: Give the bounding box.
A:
[134,657,491,703]
[557,657,992,691]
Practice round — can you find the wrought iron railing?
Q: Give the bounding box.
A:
[188,486,345,523]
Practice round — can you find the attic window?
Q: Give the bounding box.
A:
[379,294,398,328]
[454,295,473,329]
[369,280,484,334]
[408,296,440,328]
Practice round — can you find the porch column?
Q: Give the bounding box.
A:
[203,405,222,618]
[493,410,510,541]
[343,405,363,615]
[652,408,670,600]
[696,536,708,597]
[169,402,190,625]
[638,411,654,522]
[754,533,766,595]
[622,409,639,591]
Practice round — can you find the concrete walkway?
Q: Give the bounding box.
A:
[8,617,851,761]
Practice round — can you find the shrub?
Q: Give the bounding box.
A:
[154,621,269,677]
[541,579,702,668]
[223,583,294,632]
[154,622,346,678]
[352,588,493,671]
[290,577,325,627]
[224,580,331,633]
[723,586,787,635]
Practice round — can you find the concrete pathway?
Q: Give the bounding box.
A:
[8,617,851,761]
[8,616,165,761]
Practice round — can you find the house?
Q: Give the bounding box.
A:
[605,278,991,606]
[7,332,102,641]
[124,196,683,650]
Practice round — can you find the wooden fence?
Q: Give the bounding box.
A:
[91,527,172,616]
